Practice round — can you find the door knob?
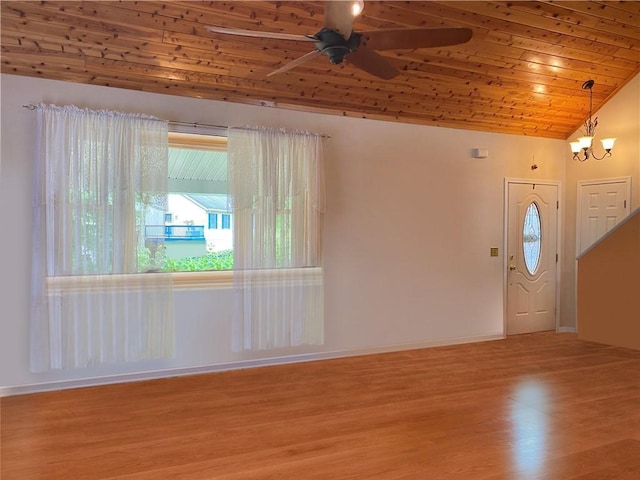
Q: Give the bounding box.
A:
[509,264,517,271]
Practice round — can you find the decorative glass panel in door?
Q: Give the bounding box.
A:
[523,202,542,275]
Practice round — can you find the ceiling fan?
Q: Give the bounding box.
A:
[205,1,473,80]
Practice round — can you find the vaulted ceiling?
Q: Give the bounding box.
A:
[2,1,639,139]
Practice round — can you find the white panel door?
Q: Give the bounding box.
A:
[577,179,630,255]
[507,183,558,335]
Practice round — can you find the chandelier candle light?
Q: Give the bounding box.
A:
[570,80,615,162]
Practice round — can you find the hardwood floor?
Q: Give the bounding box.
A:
[3,332,640,479]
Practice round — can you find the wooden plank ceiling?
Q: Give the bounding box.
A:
[2,1,639,139]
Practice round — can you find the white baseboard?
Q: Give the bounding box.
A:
[0,333,504,397]
[557,327,577,333]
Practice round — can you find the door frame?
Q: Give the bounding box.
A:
[503,178,562,336]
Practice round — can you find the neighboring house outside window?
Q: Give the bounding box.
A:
[173,193,232,253]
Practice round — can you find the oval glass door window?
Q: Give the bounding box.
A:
[523,202,542,274]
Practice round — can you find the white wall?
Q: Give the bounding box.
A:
[0,74,566,394]
[561,75,640,331]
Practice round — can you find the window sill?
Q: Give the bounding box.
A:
[172,270,233,290]
[46,268,322,293]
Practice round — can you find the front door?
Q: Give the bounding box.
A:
[506,182,558,335]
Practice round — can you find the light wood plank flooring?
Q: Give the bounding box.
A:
[2,332,640,479]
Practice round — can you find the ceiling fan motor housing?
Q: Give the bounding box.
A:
[313,28,362,64]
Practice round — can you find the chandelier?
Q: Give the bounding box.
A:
[569,80,615,161]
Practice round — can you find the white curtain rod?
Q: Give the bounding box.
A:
[23,105,329,138]
[229,125,330,139]
[170,122,329,138]
[168,120,227,130]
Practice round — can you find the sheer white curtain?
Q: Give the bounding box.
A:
[31,104,174,372]
[228,127,325,351]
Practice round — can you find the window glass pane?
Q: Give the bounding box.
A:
[208,213,218,229]
[142,132,233,272]
[523,202,542,275]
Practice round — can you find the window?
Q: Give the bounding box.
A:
[208,212,218,229]
[165,213,173,223]
[153,130,233,272]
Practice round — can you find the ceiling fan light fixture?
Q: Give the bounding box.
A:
[351,0,365,17]
[205,4,472,80]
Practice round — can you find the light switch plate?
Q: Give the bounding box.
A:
[490,247,499,257]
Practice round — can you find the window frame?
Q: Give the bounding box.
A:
[68,125,325,293]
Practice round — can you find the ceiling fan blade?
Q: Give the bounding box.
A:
[347,46,399,80]
[361,27,473,51]
[205,25,316,43]
[324,1,355,39]
[267,50,322,77]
